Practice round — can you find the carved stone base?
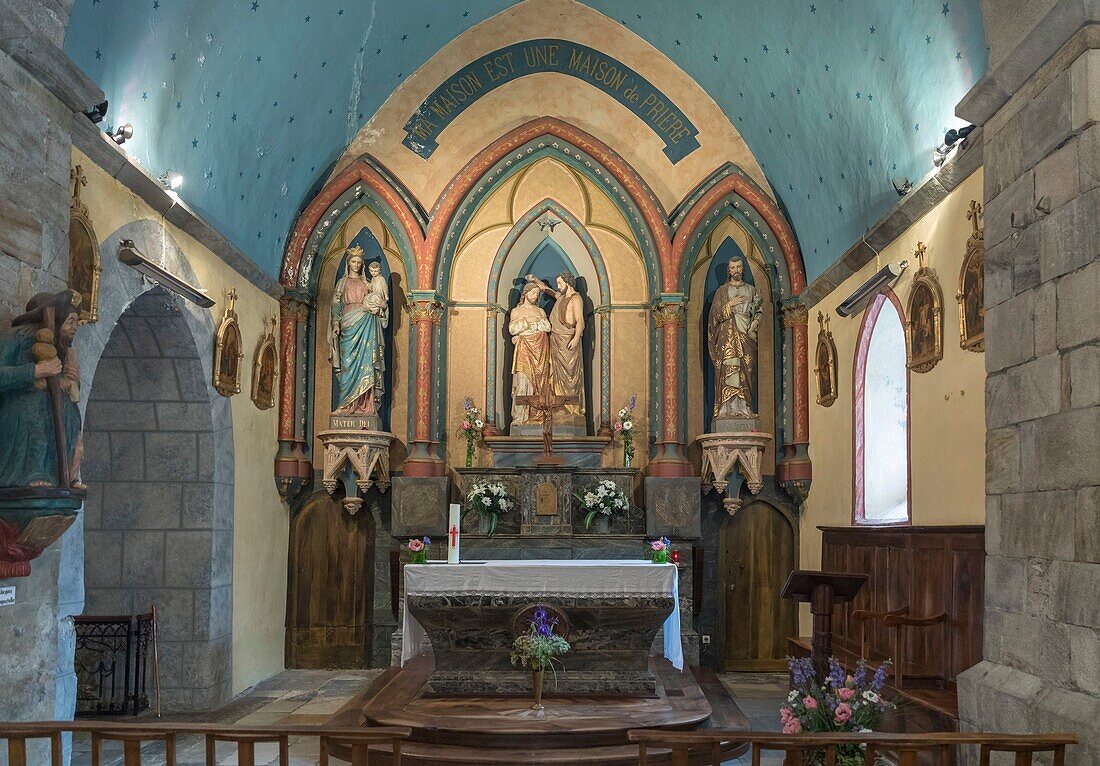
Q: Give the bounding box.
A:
[318,428,394,514]
[698,429,773,515]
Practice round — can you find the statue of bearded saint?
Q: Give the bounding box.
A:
[524,271,586,428]
[707,258,763,421]
[329,248,388,416]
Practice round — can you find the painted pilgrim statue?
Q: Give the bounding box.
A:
[0,290,84,488]
[329,247,388,416]
[509,281,552,427]
[707,257,763,421]
[525,272,585,428]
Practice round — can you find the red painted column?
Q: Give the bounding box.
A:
[648,297,691,477]
[777,300,812,501]
[404,294,446,477]
[275,296,303,493]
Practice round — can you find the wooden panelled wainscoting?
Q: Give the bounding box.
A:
[791,525,985,740]
[0,723,1076,766]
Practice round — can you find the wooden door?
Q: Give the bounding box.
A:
[720,501,797,671]
[286,491,375,668]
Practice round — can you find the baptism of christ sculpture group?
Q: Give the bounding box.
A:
[508,273,585,460]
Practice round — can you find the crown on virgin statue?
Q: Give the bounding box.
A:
[345,245,365,258]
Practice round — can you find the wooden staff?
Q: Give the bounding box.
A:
[35,306,70,488]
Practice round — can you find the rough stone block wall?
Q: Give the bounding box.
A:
[958,16,1100,764]
[82,289,232,711]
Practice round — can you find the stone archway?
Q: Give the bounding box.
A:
[81,286,231,711]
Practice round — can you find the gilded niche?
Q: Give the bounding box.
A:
[814,311,838,407]
[905,242,944,374]
[67,165,100,324]
[957,200,985,352]
[251,315,278,410]
[213,288,244,397]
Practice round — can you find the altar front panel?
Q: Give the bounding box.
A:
[402,560,682,695]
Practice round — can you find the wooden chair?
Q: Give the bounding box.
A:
[319,730,405,766]
[204,730,289,766]
[89,728,176,766]
[852,605,908,662]
[884,611,947,689]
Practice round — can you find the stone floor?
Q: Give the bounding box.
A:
[72,670,788,766]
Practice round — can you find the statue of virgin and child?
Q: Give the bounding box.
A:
[329,246,388,418]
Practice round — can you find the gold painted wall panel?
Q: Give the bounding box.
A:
[590,230,646,304]
[610,309,651,468]
[510,158,589,222]
[797,169,987,633]
[444,306,489,467]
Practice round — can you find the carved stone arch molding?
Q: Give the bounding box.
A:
[426,118,668,460]
[484,198,613,432]
[660,163,810,494]
[75,218,235,710]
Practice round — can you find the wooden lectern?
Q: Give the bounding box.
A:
[781,570,867,677]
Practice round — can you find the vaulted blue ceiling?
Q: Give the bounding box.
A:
[64,0,986,283]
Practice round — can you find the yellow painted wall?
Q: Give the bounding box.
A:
[797,169,987,633]
[75,148,287,694]
[444,156,649,468]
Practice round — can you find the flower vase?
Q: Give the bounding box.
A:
[465,444,474,468]
[651,549,668,564]
[590,514,611,535]
[531,668,545,710]
[410,551,426,564]
[623,450,632,468]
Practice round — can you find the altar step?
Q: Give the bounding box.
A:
[330,658,749,764]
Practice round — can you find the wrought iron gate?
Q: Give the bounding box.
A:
[74,606,159,716]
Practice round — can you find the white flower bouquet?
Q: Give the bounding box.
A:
[575,478,629,530]
[466,480,511,536]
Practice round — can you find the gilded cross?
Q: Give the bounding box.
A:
[70,165,87,206]
[967,199,983,232]
[914,241,928,271]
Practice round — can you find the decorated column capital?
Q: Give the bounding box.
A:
[406,291,446,325]
[779,298,808,327]
[651,293,687,327]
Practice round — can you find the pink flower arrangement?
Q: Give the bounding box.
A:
[407,538,426,552]
[780,657,892,760]
[650,539,667,552]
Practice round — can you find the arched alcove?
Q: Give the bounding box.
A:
[854,290,911,525]
[82,287,232,711]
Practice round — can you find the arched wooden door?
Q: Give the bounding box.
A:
[719,501,798,671]
[286,492,375,668]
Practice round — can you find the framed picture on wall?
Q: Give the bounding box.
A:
[814,311,838,407]
[213,288,244,397]
[67,165,101,324]
[251,315,279,410]
[957,200,985,352]
[905,242,944,374]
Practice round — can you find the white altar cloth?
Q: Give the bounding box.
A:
[401,559,683,670]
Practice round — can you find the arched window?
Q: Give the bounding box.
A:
[853,290,910,525]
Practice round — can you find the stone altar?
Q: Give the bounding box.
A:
[402,560,680,696]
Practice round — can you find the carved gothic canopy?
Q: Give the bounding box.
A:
[957,200,985,352]
[905,242,943,374]
[814,311,838,407]
[213,288,244,397]
[251,316,278,410]
[67,165,100,324]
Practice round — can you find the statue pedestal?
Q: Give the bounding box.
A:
[318,427,394,514]
[0,488,84,578]
[698,428,773,514]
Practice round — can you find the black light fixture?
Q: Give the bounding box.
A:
[933,124,977,167]
[111,123,134,145]
[117,239,214,307]
[83,100,109,124]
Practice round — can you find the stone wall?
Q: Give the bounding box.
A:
[957,2,1100,763]
[0,0,101,754]
[82,288,233,710]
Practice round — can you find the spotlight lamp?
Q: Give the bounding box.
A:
[111,123,134,145]
[892,177,912,197]
[83,100,109,124]
[932,124,977,167]
[159,171,184,191]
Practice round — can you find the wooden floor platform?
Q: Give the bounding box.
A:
[328,656,750,765]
